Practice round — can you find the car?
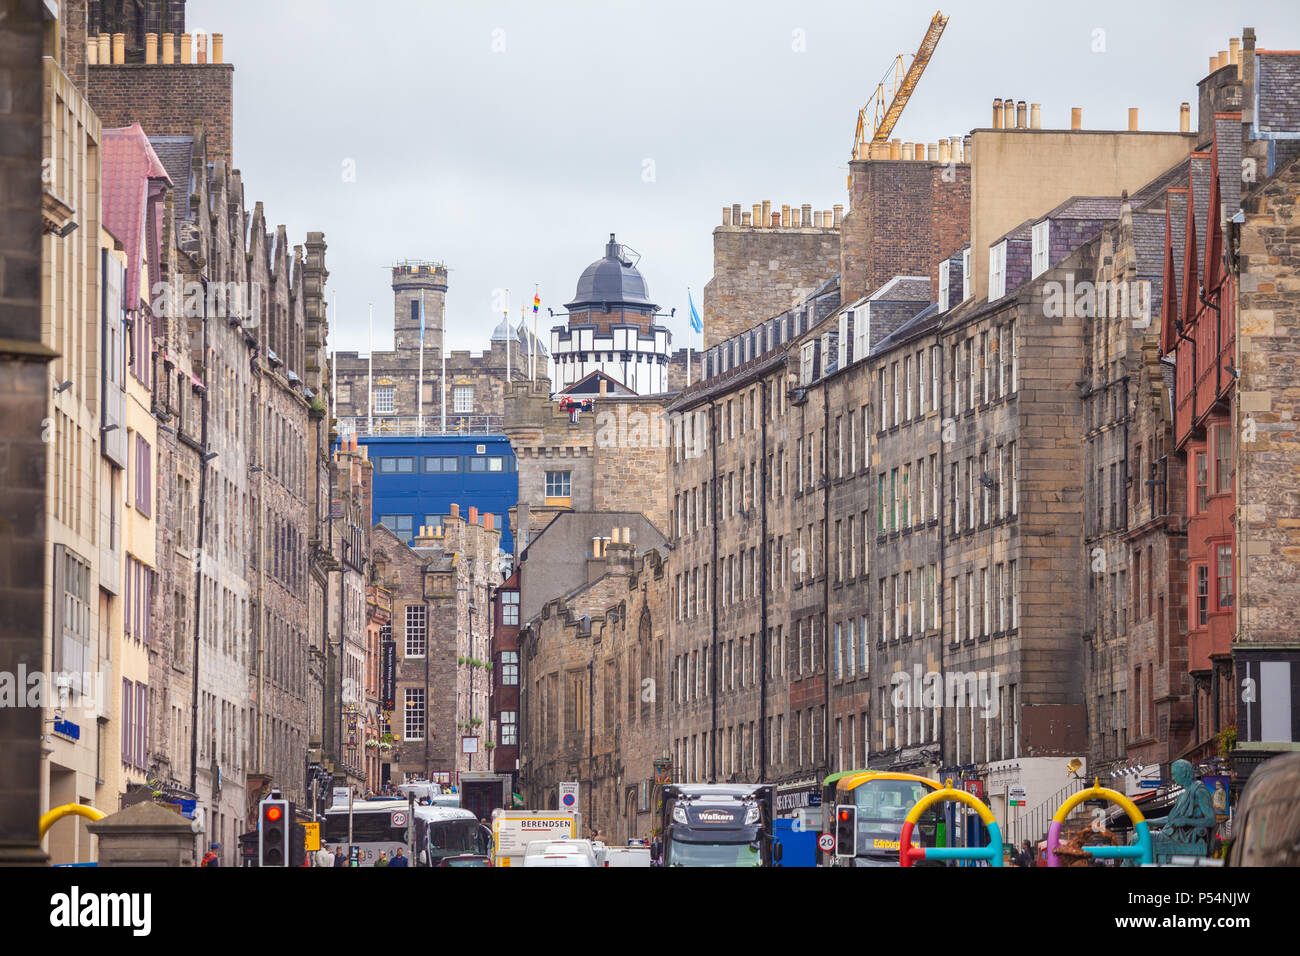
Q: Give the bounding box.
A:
[601,846,652,867]
[522,838,598,867]
[435,854,492,867]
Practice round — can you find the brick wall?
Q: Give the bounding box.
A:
[87,63,234,163]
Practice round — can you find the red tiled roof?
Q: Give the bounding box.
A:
[102,123,172,310]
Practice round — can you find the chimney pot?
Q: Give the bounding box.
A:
[161,33,173,64]
[938,140,950,164]
[1128,107,1139,131]
[450,503,460,519]
[1209,55,1218,74]
[833,204,843,227]
[213,33,224,64]
[623,527,631,543]
[1030,103,1042,129]
[993,98,1003,128]
[196,31,208,64]
[927,143,938,161]
[722,206,732,226]
[112,32,125,64]
[1070,107,1082,130]
[144,33,158,64]
[611,527,621,544]
[485,513,494,531]
[1016,100,1027,129]
[751,204,761,227]
[741,212,752,226]
[1180,102,1191,133]
[800,203,812,227]
[903,141,914,160]
[770,212,780,228]
[913,143,925,161]
[813,210,823,228]
[732,203,741,225]
[1217,50,1229,70]
[781,204,790,227]
[1003,98,1015,129]
[889,139,901,160]
[180,32,192,64]
[87,38,98,65]
[761,200,771,226]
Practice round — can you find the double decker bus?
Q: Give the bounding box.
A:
[822,771,947,866]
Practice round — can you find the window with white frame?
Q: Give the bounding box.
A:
[453,385,474,413]
[404,688,426,740]
[500,650,519,685]
[990,240,1007,300]
[501,589,519,626]
[1031,220,1050,278]
[961,247,972,300]
[373,385,395,414]
[939,260,951,312]
[405,604,426,657]
[500,710,518,745]
[800,341,816,385]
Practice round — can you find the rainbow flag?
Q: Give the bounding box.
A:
[533,290,540,315]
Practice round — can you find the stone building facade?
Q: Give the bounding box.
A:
[518,541,669,842]
[371,507,503,786]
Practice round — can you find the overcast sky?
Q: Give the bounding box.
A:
[190,0,1296,357]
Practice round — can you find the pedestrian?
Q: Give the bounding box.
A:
[333,847,346,867]
[375,851,389,867]
[388,847,409,867]
[200,842,220,867]
[314,846,334,867]
[1019,840,1036,867]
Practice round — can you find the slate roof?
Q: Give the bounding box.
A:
[1167,190,1188,314]
[147,135,193,218]
[102,124,171,309]
[869,275,932,302]
[871,303,939,355]
[992,217,1036,245]
[1214,114,1242,214]
[1256,52,1300,134]
[1131,158,1191,213]
[1040,196,1123,222]
[1190,153,1213,279]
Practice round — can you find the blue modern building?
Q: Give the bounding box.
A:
[357,434,518,554]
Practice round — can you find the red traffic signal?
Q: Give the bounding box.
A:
[259,797,290,867]
[265,806,282,822]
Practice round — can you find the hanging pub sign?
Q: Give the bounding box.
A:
[382,640,396,710]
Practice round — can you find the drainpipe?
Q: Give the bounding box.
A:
[936,330,948,770]
[188,273,210,795]
[709,400,719,782]
[822,386,832,772]
[758,379,770,782]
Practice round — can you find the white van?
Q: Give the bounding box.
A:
[522,838,597,867]
[602,846,652,867]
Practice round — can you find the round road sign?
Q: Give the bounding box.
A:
[391,810,407,827]
[818,832,836,852]
[561,793,576,807]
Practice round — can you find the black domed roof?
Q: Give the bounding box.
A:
[566,234,658,313]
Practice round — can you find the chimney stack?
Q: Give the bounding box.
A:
[1071,107,1082,130]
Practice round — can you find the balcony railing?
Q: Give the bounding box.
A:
[337,414,504,437]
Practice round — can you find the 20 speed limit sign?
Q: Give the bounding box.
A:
[391,810,408,828]
[818,832,836,852]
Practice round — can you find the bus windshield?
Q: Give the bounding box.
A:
[668,840,762,867]
[844,779,941,857]
[424,819,483,861]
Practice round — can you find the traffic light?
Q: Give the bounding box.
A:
[834,804,857,859]
[259,795,290,867]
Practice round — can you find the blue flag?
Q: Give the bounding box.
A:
[688,289,702,334]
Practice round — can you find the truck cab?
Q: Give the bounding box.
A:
[656,783,782,867]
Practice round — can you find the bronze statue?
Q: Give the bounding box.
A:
[1158,759,1217,854]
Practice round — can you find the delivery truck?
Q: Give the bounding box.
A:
[459,771,512,823]
[490,808,581,868]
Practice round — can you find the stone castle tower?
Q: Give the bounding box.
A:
[391,260,448,357]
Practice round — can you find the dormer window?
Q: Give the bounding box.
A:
[1031,220,1050,278]
[962,248,972,301]
[939,261,951,312]
[989,242,1007,301]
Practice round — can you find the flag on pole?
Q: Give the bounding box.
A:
[688,289,702,334]
[533,289,540,316]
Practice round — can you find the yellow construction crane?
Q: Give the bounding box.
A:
[851,11,950,162]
